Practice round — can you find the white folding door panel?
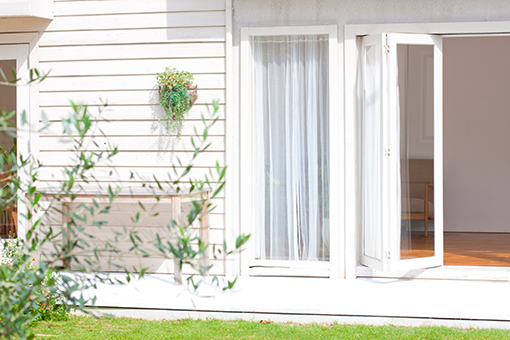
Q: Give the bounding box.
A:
[360,33,443,272]
[360,34,389,271]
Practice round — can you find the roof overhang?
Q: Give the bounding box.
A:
[1,0,53,20]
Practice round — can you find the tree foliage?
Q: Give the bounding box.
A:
[0,69,249,340]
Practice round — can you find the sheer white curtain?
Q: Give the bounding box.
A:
[253,35,329,261]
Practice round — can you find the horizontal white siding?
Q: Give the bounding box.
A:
[53,0,225,16]
[39,150,224,167]
[40,105,226,121]
[39,27,225,46]
[46,11,226,31]
[40,120,225,136]
[39,58,225,76]
[39,74,225,91]
[39,90,225,106]
[37,167,229,184]
[39,43,226,62]
[40,136,225,151]
[0,0,228,275]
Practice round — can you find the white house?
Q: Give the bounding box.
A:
[3,0,510,328]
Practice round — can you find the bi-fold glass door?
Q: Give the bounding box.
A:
[360,33,443,272]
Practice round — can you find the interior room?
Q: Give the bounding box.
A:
[399,35,510,266]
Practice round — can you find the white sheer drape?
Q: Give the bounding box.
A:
[253,35,329,261]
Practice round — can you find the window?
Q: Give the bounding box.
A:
[252,34,330,261]
[240,26,339,275]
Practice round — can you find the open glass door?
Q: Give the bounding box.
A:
[360,33,443,272]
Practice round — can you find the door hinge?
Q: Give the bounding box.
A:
[383,251,391,267]
[384,148,390,156]
[384,33,390,54]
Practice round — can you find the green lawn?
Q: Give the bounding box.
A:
[28,316,510,339]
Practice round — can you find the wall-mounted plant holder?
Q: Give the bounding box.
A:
[157,66,198,140]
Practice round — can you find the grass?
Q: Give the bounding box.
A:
[28,316,510,339]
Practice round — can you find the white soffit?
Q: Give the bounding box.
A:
[1,0,53,20]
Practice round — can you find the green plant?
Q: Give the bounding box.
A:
[156,66,197,139]
[31,275,69,322]
[129,101,249,289]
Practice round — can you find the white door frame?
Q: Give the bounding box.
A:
[239,25,341,278]
[345,21,510,280]
[0,44,30,162]
[0,33,40,239]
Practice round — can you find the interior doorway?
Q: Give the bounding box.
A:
[400,35,510,267]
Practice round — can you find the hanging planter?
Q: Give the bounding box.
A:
[157,66,198,139]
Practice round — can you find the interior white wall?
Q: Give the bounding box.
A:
[443,36,510,233]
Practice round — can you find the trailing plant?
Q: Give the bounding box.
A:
[156,66,198,139]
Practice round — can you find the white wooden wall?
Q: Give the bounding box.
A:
[0,0,228,274]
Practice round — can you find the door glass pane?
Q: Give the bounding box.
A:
[252,35,330,261]
[397,44,435,259]
[362,45,383,260]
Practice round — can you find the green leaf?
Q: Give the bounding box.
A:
[33,193,42,205]
[68,175,75,190]
[139,266,148,278]
[236,234,251,249]
[21,110,27,125]
[212,182,225,199]
[223,277,238,291]
[108,185,114,202]
[41,111,50,129]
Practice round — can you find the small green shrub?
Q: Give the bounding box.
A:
[31,282,69,322]
[156,66,198,139]
[1,239,70,325]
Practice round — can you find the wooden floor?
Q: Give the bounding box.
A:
[401,232,510,266]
